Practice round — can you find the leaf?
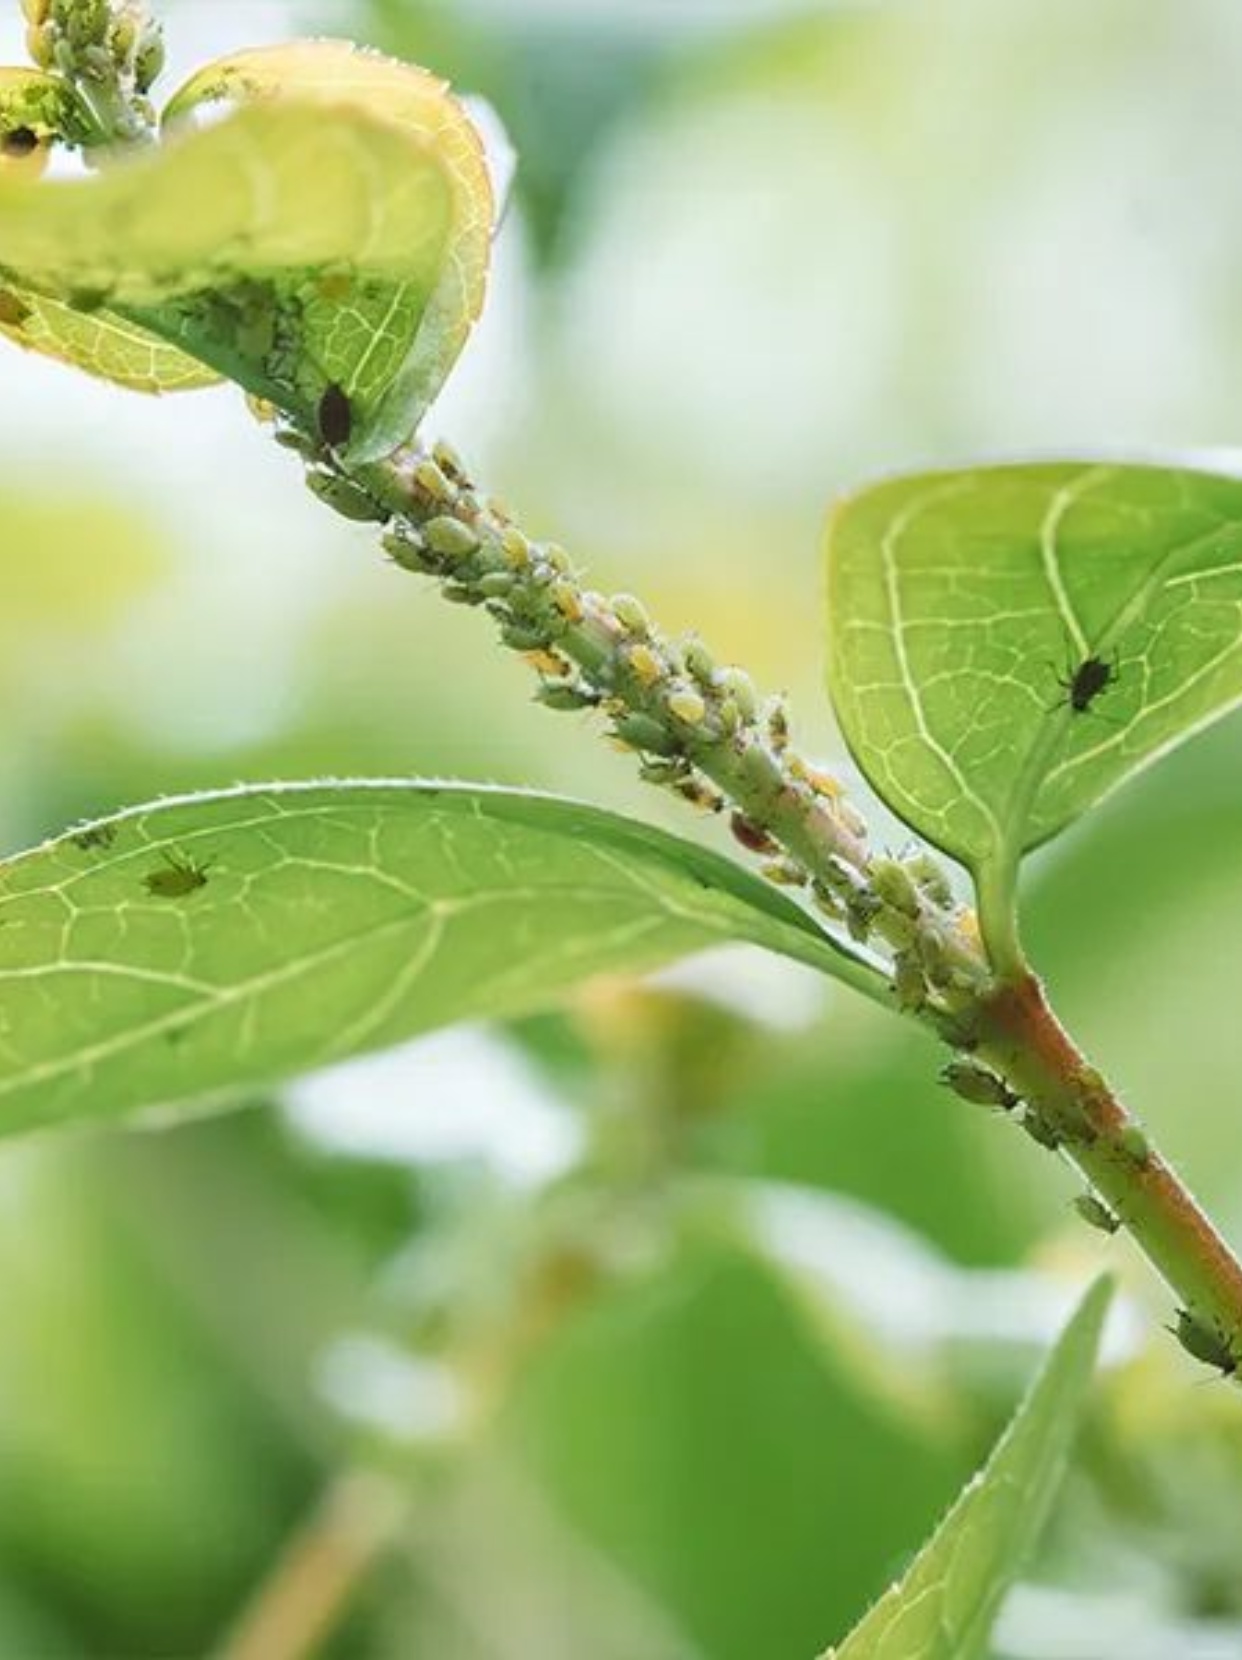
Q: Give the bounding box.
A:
[0,41,492,455]
[0,782,851,1137]
[0,284,219,392]
[822,1275,1112,1660]
[826,463,1242,879]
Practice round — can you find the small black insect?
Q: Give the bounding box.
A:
[71,823,118,853]
[1058,652,1119,715]
[1,127,39,159]
[143,850,214,900]
[317,382,352,449]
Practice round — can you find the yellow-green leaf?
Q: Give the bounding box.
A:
[0,782,850,1137]
[823,1276,1112,1660]
[0,41,493,454]
[826,463,1242,879]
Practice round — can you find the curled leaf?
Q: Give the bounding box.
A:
[0,41,493,452]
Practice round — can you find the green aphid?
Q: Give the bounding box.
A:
[424,516,480,560]
[683,637,718,687]
[892,952,926,1012]
[383,530,432,574]
[305,471,389,524]
[1073,1193,1120,1235]
[1021,1110,1061,1151]
[612,714,680,758]
[144,850,213,900]
[845,887,881,943]
[871,858,921,920]
[610,593,650,636]
[638,757,691,787]
[477,571,515,600]
[1170,1309,1237,1378]
[1118,1124,1151,1165]
[905,850,954,909]
[535,682,599,713]
[940,1058,1017,1111]
[718,668,757,723]
[500,622,551,653]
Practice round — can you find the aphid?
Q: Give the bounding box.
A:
[940,1058,1017,1111]
[871,858,921,920]
[71,823,117,853]
[668,687,707,727]
[305,471,389,524]
[477,571,515,600]
[612,714,680,757]
[611,594,651,636]
[0,288,31,328]
[674,777,724,814]
[683,638,718,687]
[1059,651,1119,715]
[413,458,455,505]
[730,813,777,856]
[549,581,583,624]
[762,859,806,888]
[143,850,213,899]
[1119,1124,1151,1165]
[316,382,352,450]
[1021,1109,1061,1151]
[535,682,599,713]
[767,698,791,754]
[1,126,39,159]
[628,644,666,688]
[845,887,881,942]
[522,648,571,679]
[1073,1193,1120,1234]
[431,440,471,488]
[1170,1309,1237,1378]
[718,668,757,723]
[638,757,691,787]
[810,879,845,921]
[501,527,531,569]
[424,516,480,560]
[905,850,954,910]
[892,952,927,1012]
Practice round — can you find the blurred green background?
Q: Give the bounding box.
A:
[4,0,1242,1655]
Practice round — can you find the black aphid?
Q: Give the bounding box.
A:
[317,382,352,449]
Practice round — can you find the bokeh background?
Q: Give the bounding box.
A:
[4,0,1242,1655]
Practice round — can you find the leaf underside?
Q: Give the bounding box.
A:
[0,782,843,1138]
[0,41,492,456]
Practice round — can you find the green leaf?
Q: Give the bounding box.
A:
[826,463,1242,880]
[822,1275,1112,1660]
[0,283,218,392]
[0,782,851,1137]
[0,41,492,454]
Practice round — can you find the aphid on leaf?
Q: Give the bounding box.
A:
[1170,1309,1237,1379]
[1057,650,1120,715]
[71,823,117,853]
[143,850,214,900]
[317,382,353,450]
[1073,1193,1120,1234]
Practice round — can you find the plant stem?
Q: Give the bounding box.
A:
[317,434,1242,1368]
[216,1470,408,1660]
[976,972,1242,1360]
